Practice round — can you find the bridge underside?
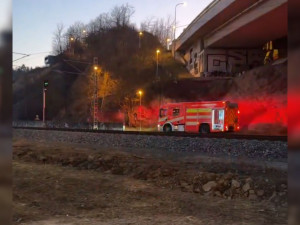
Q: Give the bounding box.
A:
[205,3,287,49]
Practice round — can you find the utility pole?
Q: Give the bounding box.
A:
[100,72,109,118]
[156,49,162,107]
[173,2,186,59]
[174,2,186,41]
[138,31,143,49]
[156,49,160,80]
[43,80,49,125]
[92,57,99,130]
[43,88,46,124]
[93,66,99,130]
[138,90,143,132]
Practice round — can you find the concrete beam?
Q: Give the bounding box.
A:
[204,0,287,48]
[175,0,235,51]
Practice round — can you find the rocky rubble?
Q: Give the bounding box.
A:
[13,129,287,162]
[13,142,287,205]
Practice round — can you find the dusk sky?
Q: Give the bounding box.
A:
[0,0,10,31]
[13,0,213,68]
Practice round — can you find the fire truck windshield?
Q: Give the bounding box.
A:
[228,102,238,109]
[159,109,167,118]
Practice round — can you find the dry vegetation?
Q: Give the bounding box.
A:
[13,138,287,225]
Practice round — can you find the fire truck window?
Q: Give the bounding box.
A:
[160,109,167,117]
[173,108,180,116]
[214,110,225,124]
[219,110,224,122]
[214,110,219,124]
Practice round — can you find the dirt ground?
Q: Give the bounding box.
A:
[13,138,287,225]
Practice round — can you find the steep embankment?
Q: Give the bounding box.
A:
[226,62,287,134]
[142,62,287,135]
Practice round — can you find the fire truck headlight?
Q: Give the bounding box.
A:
[157,124,160,130]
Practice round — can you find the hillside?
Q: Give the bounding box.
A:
[13,26,191,122]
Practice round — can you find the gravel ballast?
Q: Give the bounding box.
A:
[13,129,287,162]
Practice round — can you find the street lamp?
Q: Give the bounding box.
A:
[69,37,75,55]
[93,66,100,129]
[174,2,187,41]
[138,31,143,49]
[166,38,171,50]
[137,90,143,131]
[156,49,160,79]
[82,30,87,39]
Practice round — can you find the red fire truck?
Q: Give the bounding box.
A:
[158,101,239,133]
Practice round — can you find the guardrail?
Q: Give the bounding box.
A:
[12,121,124,131]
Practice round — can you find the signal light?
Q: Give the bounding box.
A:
[43,80,49,88]
[238,110,240,114]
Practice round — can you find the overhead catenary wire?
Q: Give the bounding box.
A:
[52,70,87,75]
[13,51,51,62]
[13,51,51,55]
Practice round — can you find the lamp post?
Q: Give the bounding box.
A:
[138,31,143,49]
[42,80,49,125]
[174,2,187,41]
[93,66,99,129]
[138,90,143,131]
[69,37,75,55]
[166,38,171,50]
[82,30,87,42]
[156,49,160,79]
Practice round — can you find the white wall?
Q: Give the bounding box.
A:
[183,48,264,77]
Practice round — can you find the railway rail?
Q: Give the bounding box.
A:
[13,126,287,142]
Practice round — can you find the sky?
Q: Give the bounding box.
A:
[0,0,11,31]
[13,0,213,68]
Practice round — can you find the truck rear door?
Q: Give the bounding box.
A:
[212,109,225,131]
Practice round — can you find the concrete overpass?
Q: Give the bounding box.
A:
[174,0,287,77]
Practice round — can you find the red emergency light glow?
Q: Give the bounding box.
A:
[123,96,287,135]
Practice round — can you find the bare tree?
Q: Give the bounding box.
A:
[87,13,113,34]
[52,23,65,54]
[140,15,173,47]
[140,17,154,31]
[110,3,135,27]
[65,21,86,41]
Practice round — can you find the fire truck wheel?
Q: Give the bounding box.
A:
[163,124,172,132]
[199,124,210,134]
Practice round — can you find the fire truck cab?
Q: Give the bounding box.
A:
[158,101,239,133]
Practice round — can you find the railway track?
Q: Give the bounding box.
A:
[13,126,287,142]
